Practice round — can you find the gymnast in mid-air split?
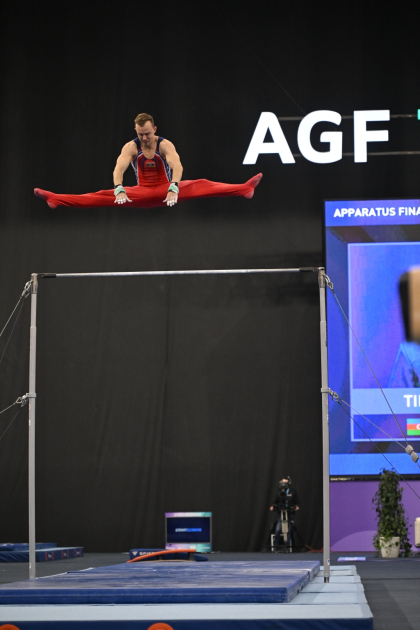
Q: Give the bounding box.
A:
[34,112,262,209]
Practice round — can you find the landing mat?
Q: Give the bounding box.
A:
[0,546,84,563]
[0,560,319,604]
[0,543,57,551]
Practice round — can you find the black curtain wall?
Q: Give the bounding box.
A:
[1,1,419,552]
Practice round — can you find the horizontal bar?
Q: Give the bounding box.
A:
[38,267,322,279]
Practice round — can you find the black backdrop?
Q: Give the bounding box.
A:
[1,2,419,552]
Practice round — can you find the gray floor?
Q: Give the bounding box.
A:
[1,551,419,629]
[352,557,420,630]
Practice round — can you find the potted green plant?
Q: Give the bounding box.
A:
[372,468,411,557]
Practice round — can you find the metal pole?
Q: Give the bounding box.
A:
[28,274,38,580]
[318,268,331,583]
[46,267,319,279]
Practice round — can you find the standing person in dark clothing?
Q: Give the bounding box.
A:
[270,477,300,551]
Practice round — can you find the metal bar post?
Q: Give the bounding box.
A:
[28,265,323,582]
[28,274,38,579]
[318,268,331,582]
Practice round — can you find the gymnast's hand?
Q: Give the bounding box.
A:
[164,182,179,207]
[114,185,132,205]
[115,192,132,205]
[164,191,178,207]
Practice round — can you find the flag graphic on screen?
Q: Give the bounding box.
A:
[407,419,420,436]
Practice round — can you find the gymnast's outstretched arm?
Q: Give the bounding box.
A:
[113,141,137,204]
[160,139,183,207]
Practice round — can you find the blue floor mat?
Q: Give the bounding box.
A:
[0,543,57,550]
[0,560,319,604]
[0,546,84,563]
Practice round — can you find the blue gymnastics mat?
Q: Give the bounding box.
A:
[0,546,84,563]
[0,566,373,629]
[0,543,57,550]
[0,560,319,605]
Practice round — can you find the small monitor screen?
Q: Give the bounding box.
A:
[165,512,212,551]
[325,199,420,476]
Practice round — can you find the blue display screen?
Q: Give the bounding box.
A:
[166,517,211,543]
[325,199,420,475]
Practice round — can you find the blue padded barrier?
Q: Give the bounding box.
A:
[0,618,375,629]
[0,543,57,550]
[0,546,83,563]
[129,548,163,559]
[0,560,319,605]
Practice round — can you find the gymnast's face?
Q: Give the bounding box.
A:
[135,122,157,148]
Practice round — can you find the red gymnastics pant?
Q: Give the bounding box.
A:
[34,174,263,209]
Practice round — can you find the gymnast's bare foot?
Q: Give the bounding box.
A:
[244,173,263,199]
[34,188,57,209]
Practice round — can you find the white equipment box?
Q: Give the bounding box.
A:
[415,517,420,547]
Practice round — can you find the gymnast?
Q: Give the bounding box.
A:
[34,112,262,209]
